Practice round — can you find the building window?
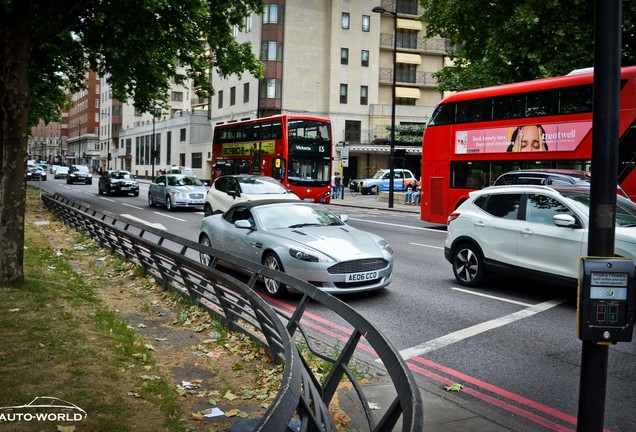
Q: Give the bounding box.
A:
[261,41,282,61]
[341,48,349,65]
[171,91,183,102]
[244,83,250,103]
[192,152,202,169]
[361,50,369,67]
[397,29,418,50]
[260,78,282,99]
[340,84,348,104]
[166,131,171,165]
[362,15,370,32]
[233,24,239,38]
[341,12,350,29]
[263,4,281,24]
[396,64,417,83]
[345,120,362,142]
[397,98,417,106]
[179,153,186,166]
[230,87,236,106]
[218,90,223,109]
[245,14,252,32]
[360,86,368,105]
[180,128,186,142]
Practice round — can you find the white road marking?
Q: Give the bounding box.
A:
[410,242,444,250]
[451,287,534,307]
[99,197,116,202]
[349,217,444,233]
[395,297,567,360]
[120,214,167,230]
[122,203,144,210]
[154,212,186,222]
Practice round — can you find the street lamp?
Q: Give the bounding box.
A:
[373,5,397,208]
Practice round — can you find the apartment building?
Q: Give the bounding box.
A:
[27,115,68,165]
[65,70,100,168]
[196,0,447,181]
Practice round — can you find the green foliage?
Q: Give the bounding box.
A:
[388,124,426,145]
[3,0,264,125]
[421,0,636,91]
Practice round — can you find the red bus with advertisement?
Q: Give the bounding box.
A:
[421,66,636,224]
[212,114,333,203]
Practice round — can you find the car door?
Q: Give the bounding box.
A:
[472,193,522,267]
[151,176,167,205]
[517,193,586,279]
[222,206,258,262]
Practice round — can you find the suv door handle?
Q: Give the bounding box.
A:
[473,220,485,227]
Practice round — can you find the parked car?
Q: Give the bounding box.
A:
[50,164,60,174]
[66,165,93,184]
[198,200,394,297]
[98,170,140,196]
[54,166,69,179]
[445,185,636,287]
[349,168,417,195]
[204,175,299,216]
[26,166,47,181]
[166,166,194,176]
[148,174,208,211]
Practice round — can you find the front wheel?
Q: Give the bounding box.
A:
[148,193,156,207]
[452,243,488,287]
[199,233,213,266]
[166,196,173,211]
[369,185,379,195]
[263,253,288,298]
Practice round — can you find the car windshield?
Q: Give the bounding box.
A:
[168,176,204,187]
[112,172,132,179]
[238,177,288,194]
[561,191,636,227]
[253,204,344,230]
[73,166,89,173]
[371,171,387,179]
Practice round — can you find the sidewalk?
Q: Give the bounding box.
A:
[328,190,421,214]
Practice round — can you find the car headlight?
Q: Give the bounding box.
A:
[289,248,329,263]
[170,191,188,199]
[378,239,393,255]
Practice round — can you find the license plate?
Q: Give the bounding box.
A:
[346,271,378,282]
[303,198,314,202]
[121,187,130,190]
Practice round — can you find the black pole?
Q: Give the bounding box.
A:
[388,10,397,209]
[577,2,622,431]
[152,114,156,179]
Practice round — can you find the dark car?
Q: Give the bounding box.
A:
[26,166,47,181]
[98,170,139,196]
[493,169,591,187]
[67,165,93,185]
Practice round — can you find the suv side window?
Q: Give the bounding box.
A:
[525,193,576,225]
[214,177,228,192]
[517,176,546,185]
[475,193,521,220]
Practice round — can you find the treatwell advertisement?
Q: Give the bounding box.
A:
[454,122,592,154]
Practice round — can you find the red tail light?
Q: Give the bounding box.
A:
[447,212,460,225]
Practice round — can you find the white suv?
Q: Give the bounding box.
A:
[445,185,636,287]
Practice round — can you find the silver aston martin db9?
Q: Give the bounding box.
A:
[198,200,394,297]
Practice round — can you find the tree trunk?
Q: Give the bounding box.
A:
[0,11,33,285]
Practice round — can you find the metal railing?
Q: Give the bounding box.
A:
[42,192,423,431]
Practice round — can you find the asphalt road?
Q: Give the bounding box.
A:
[32,178,636,432]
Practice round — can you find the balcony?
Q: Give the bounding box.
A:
[378,68,438,88]
[378,33,448,55]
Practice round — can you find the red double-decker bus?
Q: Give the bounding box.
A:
[421,66,636,224]
[212,114,333,203]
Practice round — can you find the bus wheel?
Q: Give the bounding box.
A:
[452,242,488,287]
[263,253,288,297]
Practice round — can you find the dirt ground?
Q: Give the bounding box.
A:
[34,211,282,431]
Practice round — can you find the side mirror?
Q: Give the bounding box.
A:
[235,219,252,230]
[338,214,349,223]
[554,214,577,228]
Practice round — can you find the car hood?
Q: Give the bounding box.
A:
[244,193,299,201]
[273,225,385,260]
[169,186,208,192]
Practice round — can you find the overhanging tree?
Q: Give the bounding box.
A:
[0,0,264,285]
[421,0,636,91]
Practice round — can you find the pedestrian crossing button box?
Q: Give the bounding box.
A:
[578,257,635,343]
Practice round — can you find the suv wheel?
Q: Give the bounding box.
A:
[452,242,488,287]
[204,202,213,217]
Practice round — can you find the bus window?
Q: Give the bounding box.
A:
[428,103,453,126]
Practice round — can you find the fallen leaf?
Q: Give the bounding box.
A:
[444,383,464,392]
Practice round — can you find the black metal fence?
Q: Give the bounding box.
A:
[42,192,423,432]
